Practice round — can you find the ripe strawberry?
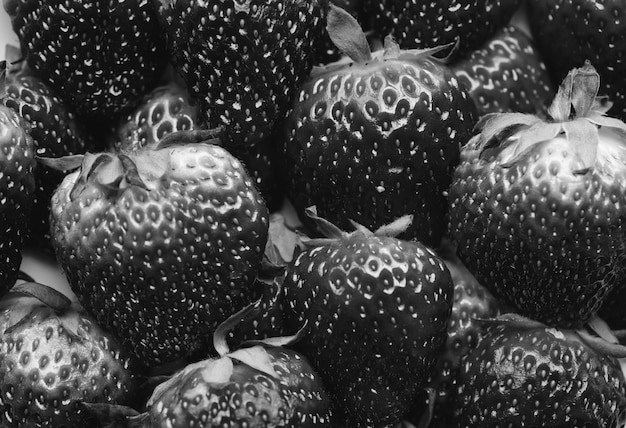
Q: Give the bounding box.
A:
[154,0,327,149]
[409,255,506,427]
[282,6,478,247]
[0,64,35,293]
[3,0,167,118]
[0,281,139,428]
[527,0,626,121]
[48,134,269,369]
[363,0,522,60]
[447,62,626,328]
[450,25,555,117]
[109,79,286,211]
[452,314,626,427]
[108,77,204,154]
[282,208,454,427]
[80,304,333,427]
[3,46,100,251]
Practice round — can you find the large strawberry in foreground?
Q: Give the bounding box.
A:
[3,0,167,118]
[0,63,35,293]
[154,0,327,149]
[282,208,453,427]
[448,62,626,328]
[48,133,269,369]
[0,282,139,428]
[282,5,477,247]
[452,314,626,427]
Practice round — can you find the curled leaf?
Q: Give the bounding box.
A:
[10,282,72,311]
[326,3,371,63]
[228,345,279,379]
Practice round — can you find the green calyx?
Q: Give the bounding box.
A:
[476,61,626,174]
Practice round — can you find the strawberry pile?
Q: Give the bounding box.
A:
[2,0,626,427]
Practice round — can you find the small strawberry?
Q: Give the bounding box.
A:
[363,0,523,60]
[3,0,168,118]
[154,0,327,149]
[48,133,269,369]
[0,281,139,428]
[282,207,454,427]
[0,61,35,293]
[450,25,555,117]
[447,62,626,327]
[527,0,626,121]
[79,303,333,427]
[282,6,478,247]
[452,314,626,427]
[3,45,100,251]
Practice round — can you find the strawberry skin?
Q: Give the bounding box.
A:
[364,0,522,59]
[3,53,100,250]
[283,227,454,427]
[4,0,167,117]
[0,102,35,293]
[49,140,269,368]
[0,303,138,427]
[528,0,626,121]
[453,320,626,427]
[451,25,555,117]
[283,50,477,247]
[447,63,626,328]
[143,347,332,427]
[154,0,327,149]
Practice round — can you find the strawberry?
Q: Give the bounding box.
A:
[109,80,286,211]
[108,77,204,154]
[282,207,454,427]
[452,314,626,427]
[447,62,626,328]
[281,6,478,247]
[154,0,327,149]
[3,46,100,251]
[79,303,333,427]
[0,281,139,428]
[407,253,506,427]
[0,62,35,293]
[48,133,270,369]
[363,0,523,60]
[450,25,555,117]
[527,0,626,121]
[3,0,167,118]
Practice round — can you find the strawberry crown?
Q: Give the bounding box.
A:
[313,3,455,76]
[475,61,626,173]
[301,205,413,246]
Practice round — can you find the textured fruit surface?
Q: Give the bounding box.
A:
[449,131,626,327]
[0,104,35,293]
[283,54,477,246]
[155,0,327,148]
[528,0,626,121]
[145,348,332,427]
[50,143,269,367]
[4,0,167,117]
[454,321,626,427]
[4,58,98,249]
[364,0,522,59]
[451,25,555,116]
[0,305,137,428]
[283,230,453,427]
